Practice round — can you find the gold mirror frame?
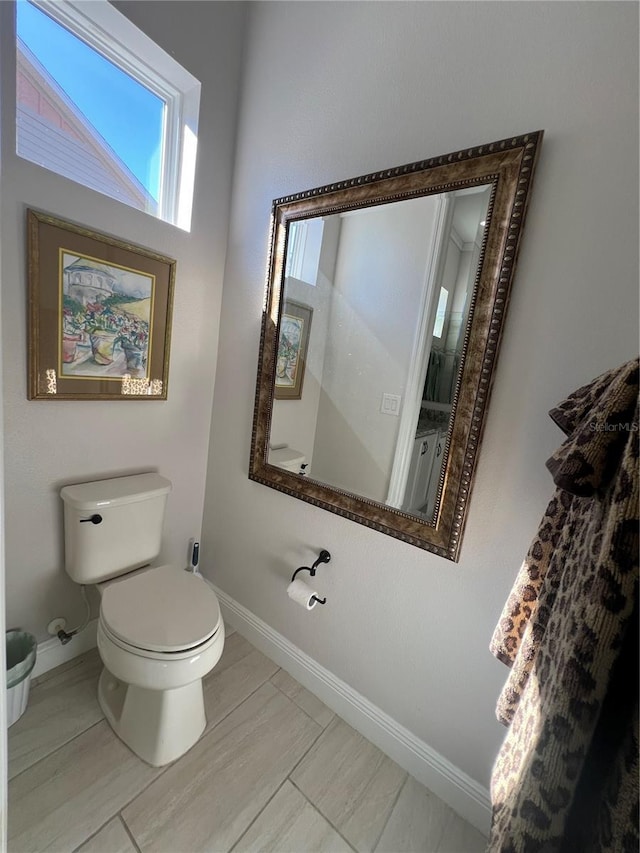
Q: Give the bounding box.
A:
[249,131,543,561]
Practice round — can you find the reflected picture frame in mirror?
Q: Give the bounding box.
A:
[250,131,543,561]
[274,299,312,401]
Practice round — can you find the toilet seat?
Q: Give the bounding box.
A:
[99,618,222,662]
[100,564,221,654]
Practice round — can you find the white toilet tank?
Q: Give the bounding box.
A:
[268,446,307,475]
[60,473,172,584]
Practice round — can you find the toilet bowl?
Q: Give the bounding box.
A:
[96,566,224,766]
[60,473,225,767]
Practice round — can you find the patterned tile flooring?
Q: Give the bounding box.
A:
[8,630,488,853]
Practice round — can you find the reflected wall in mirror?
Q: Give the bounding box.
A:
[250,132,543,560]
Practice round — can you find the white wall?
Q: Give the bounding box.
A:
[0,0,247,640]
[270,216,341,468]
[312,197,439,501]
[0,18,8,844]
[202,0,639,792]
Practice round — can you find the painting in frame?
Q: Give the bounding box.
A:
[27,209,175,400]
[274,300,312,400]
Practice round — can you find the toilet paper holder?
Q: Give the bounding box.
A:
[291,549,331,605]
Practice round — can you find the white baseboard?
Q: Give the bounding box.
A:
[213,585,491,835]
[32,618,98,681]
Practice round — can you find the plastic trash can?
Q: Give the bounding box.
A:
[6,630,37,727]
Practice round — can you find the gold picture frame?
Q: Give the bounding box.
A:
[27,210,175,400]
[274,300,312,400]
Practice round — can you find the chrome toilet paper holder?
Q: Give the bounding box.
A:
[291,549,331,605]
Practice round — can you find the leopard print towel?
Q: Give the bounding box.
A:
[488,358,639,853]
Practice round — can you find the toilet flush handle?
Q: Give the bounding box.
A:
[80,514,102,524]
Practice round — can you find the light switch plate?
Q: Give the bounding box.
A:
[381,392,401,416]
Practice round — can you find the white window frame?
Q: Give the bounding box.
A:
[285,219,324,286]
[23,0,201,230]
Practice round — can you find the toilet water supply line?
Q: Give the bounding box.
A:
[57,585,91,645]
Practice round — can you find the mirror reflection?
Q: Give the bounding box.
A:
[251,132,543,558]
[268,185,491,521]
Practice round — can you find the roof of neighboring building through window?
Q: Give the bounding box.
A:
[17,39,157,214]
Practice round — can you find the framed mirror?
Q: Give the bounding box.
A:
[249,131,543,561]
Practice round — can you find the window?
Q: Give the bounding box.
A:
[285,219,325,286]
[16,0,200,230]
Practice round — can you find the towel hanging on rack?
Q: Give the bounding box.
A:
[488,358,639,852]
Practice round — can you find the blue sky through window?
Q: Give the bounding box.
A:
[17,0,164,201]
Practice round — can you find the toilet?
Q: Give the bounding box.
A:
[268,445,307,475]
[60,473,224,767]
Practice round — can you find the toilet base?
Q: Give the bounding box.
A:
[98,667,206,766]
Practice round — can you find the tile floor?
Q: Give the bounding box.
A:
[8,629,488,853]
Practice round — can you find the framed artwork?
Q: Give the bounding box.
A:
[27,209,175,400]
[274,300,312,400]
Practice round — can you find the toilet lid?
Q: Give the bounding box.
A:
[100,565,221,653]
